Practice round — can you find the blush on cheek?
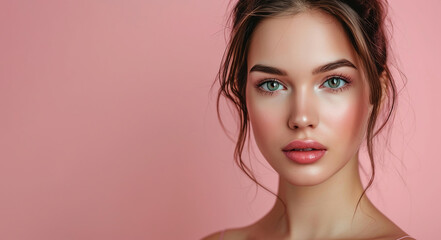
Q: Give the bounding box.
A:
[247,98,286,153]
[323,96,370,151]
[249,105,276,138]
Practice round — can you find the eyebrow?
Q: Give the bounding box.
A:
[312,59,357,74]
[249,59,357,75]
[249,64,288,76]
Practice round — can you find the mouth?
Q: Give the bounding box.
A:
[282,140,327,164]
[282,140,327,152]
[289,148,317,151]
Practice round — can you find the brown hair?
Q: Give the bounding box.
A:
[215,0,397,216]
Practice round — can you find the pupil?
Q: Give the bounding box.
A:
[330,78,340,88]
[269,82,278,90]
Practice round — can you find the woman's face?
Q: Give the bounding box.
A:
[246,11,372,186]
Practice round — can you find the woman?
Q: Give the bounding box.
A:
[204,0,413,239]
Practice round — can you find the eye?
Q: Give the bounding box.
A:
[322,76,348,89]
[259,80,284,92]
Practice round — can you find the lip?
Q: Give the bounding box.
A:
[282,140,327,164]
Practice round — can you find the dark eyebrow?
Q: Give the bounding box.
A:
[249,59,357,76]
[312,59,357,74]
[249,64,288,76]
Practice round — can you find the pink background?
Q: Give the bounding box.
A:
[0,0,439,239]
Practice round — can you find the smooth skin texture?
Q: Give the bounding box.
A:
[203,10,413,240]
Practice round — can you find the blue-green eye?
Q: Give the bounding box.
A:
[323,77,348,89]
[260,80,284,92]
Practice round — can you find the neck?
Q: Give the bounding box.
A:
[258,154,379,239]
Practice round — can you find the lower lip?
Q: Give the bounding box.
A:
[283,150,326,164]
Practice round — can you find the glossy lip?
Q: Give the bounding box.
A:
[282,140,327,164]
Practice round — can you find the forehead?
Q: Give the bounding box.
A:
[247,10,359,75]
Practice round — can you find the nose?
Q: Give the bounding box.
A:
[288,88,319,130]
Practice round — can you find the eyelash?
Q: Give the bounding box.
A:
[255,73,353,96]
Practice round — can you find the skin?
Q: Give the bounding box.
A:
[203,10,412,240]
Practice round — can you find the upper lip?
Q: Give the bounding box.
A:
[282,140,327,151]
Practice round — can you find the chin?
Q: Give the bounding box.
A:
[282,171,333,186]
[274,156,348,187]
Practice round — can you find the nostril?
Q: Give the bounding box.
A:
[290,122,315,130]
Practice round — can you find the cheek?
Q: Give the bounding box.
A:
[322,91,371,153]
[246,92,287,150]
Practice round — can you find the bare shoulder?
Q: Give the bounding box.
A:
[369,223,414,240]
[380,232,416,240]
[373,235,416,240]
[360,211,415,240]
